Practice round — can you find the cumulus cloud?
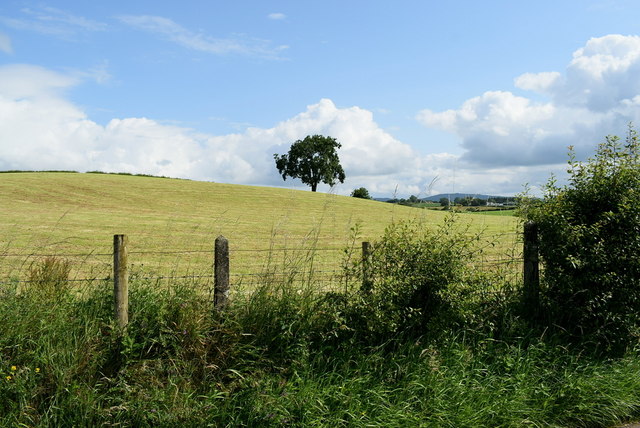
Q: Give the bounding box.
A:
[514,71,561,94]
[118,15,288,59]
[11,51,619,196]
[417,34,640,169]
[0,64,437,195]
[193,99,423,193]
[0,64,80,98]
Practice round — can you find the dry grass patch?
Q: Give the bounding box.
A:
[1,172,519,286]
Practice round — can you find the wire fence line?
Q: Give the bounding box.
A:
[1,229,536,329]
[0,230,525,288]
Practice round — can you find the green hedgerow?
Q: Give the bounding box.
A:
[520,125,640,355]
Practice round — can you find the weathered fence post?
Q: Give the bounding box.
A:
[214,235,230,311]
[362,241,372,292]
[523,221,540,316]
[113,234,129,329]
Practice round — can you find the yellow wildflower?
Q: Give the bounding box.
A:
[35,367,40,373]
[10,366,16,371]
[5,375,11,381]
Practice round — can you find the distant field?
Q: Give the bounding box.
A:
[0,172,520,287]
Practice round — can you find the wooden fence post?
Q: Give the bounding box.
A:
[523,221,540,316]
[214,235,230,311]
[113,234,129,329]
[362,241,372,292]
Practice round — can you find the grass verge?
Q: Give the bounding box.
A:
[1,235,640,427]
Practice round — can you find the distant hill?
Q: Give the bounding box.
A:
[375,193,514,203]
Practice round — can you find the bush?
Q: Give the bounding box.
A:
[520,126,640,354]
[350,187,371,199]
[337,216,482,344]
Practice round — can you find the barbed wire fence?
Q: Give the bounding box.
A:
[0,227,538,327]
[0,234,527,289]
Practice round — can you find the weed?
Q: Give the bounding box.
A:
[26,256,71,299]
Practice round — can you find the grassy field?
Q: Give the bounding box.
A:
[0,172,519,286]
[462,208,517,216]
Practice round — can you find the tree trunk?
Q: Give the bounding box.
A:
[311,183,317,192]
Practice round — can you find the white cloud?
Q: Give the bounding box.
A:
[417,34,640,170]
[0,6,106,39]
[0,64,79,98]
[514,71,561,94]
[195,99,421,192]
[0,31,12,54]
[118,15,288,59]
[0,64,435,195]
[23,6,107,31]
[4,63,569,197]
[268,13,286,20]
[4,60,597,197]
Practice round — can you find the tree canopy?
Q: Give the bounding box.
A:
[351,187,371,199]
[274,135,346,192]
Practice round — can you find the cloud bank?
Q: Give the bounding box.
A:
[0,64,447,196]
[418,34,640,168]
[4,35,640,197]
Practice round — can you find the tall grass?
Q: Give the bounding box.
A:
[1,221,640,427]
[0,172,518,281]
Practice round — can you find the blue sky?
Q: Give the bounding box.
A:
[2,1,640,197]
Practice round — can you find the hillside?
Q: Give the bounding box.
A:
[0,172,518,281]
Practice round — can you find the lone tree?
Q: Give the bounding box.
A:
[274,135,346,192]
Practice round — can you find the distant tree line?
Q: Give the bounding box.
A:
[453,196,486,207]
[387,195,517,208]
[386,195,423,206]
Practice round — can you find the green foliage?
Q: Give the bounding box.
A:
[5,208,640,425]
[454,196,487,206]
[350,187,371,199]
[520,126,640,353]
[336,217,482,344]
[4,240,640,426]
[274,134,346,192]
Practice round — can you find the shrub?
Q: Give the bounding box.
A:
[351,187,371,199]
[339,216,481,344]
[520,126,640,354]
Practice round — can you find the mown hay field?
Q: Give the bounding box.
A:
[0,172,520,288]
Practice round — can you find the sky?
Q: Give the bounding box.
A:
[2,1,640,198]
